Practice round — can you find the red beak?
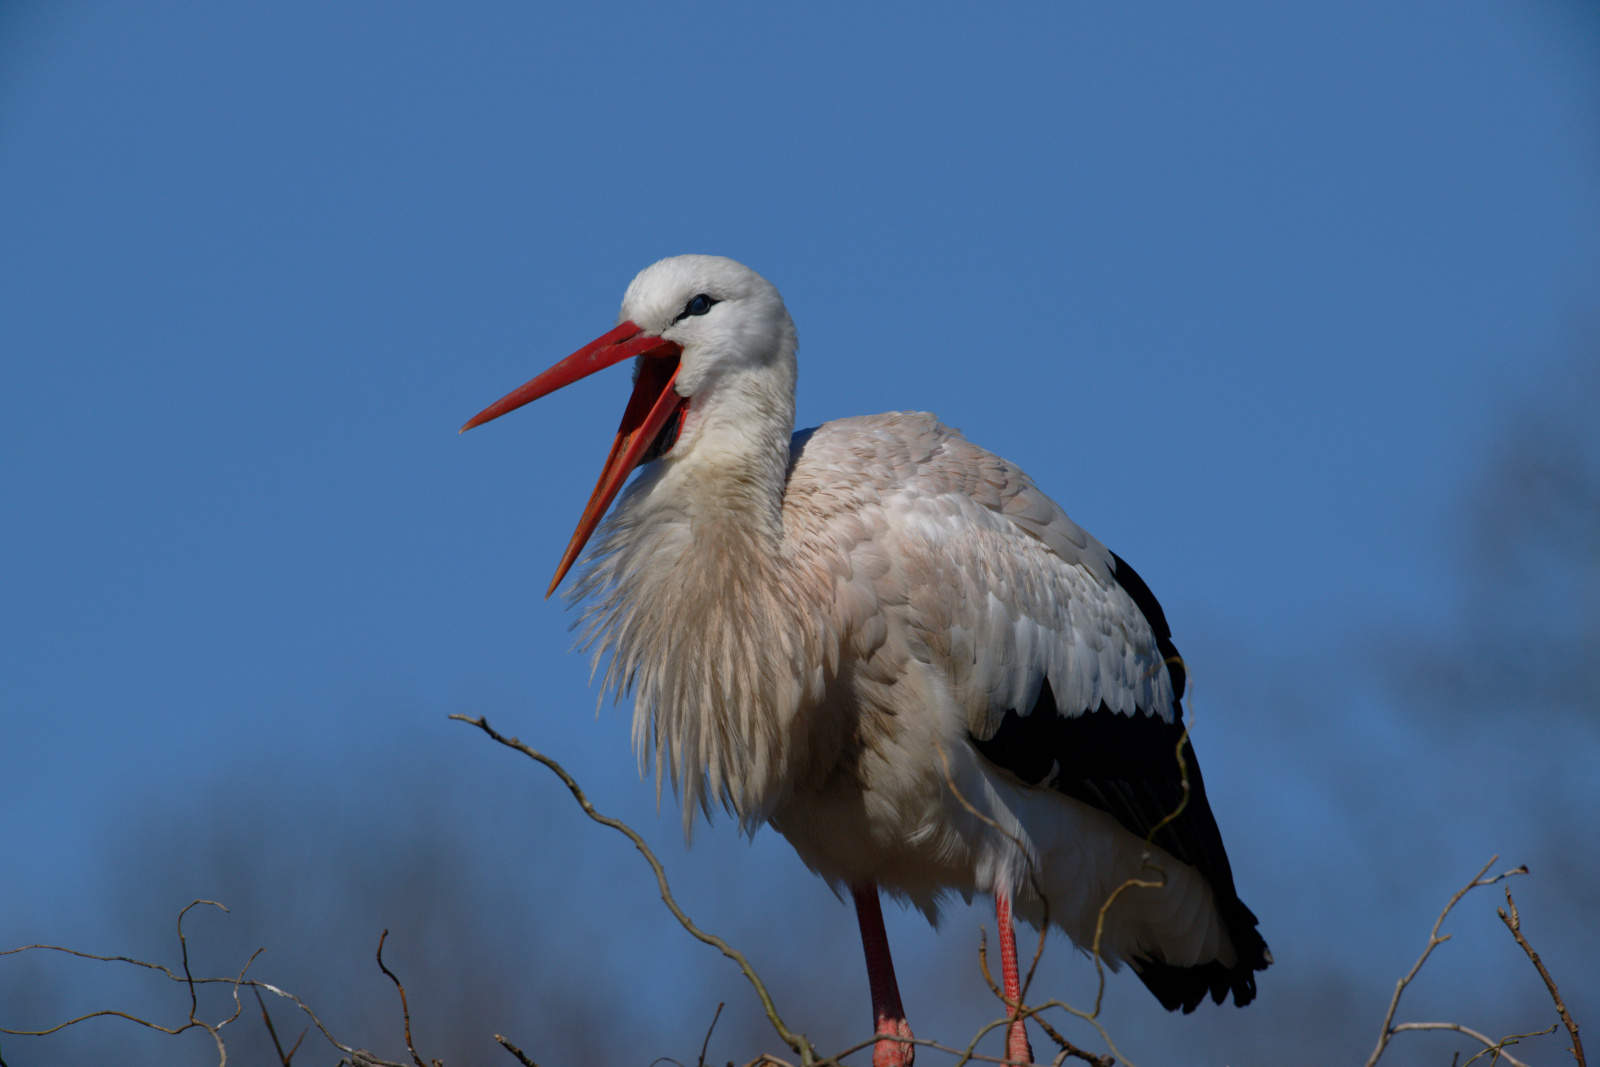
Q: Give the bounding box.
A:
[461,320,686,596]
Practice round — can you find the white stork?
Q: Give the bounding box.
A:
[462,256,1270,1067]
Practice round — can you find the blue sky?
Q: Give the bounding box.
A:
[1,3,1597,1065]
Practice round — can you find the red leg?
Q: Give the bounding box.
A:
[852,883,914,1067]
[995,893,1034,1064]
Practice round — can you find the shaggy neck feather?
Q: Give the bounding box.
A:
[572,375,826,834]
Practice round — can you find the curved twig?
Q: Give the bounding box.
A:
[451,714,817,1067]
[375,930,429,1067]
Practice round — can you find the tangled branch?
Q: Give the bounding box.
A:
[3,705,1585,1067]
[0,903,421,1067]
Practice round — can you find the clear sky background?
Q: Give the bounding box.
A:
[1,3,1597,1066]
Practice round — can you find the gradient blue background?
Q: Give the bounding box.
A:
[1,3,1597,1065]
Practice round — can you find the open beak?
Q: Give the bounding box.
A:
[461,321,686,596]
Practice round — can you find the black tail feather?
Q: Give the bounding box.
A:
[1133,896,1271,1012]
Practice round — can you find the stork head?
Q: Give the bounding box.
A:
[461,255,797,595]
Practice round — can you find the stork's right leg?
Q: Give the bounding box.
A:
[852,883,914,1067]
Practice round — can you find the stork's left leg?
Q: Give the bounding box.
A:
[852,883,915,1067]
[994,892,1034,1065]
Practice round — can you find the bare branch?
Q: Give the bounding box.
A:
[375,929,435,1067]
[1364,857,1529,1067]
[698,1002,725,1067]
[1498,887,1587,1067]
[495,1033,539,1066]
[451,713,818,1067]
[1019,894,1051,1017]
[0,1005,201,1040]
[0,943,202,982]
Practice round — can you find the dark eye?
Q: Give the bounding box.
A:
[669,293,720,325]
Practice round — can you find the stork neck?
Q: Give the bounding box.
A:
[668,371,796,544]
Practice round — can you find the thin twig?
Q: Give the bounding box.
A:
[1028,1013,1114,1067]
[256,986,308,1065]
[1364,857,1529,1067]
[1019,893,1050,1013]
[210,942,266,1063]
[1498,887,1585,1066]
[1459,1026,1561,1067]
[698,1002,725,1067]
[1,1005,203,1040]
[176,900,222,1027]
[257,982,398,1064]
[978,927,1001,1000]
[930,737,1048,902]
[1389,1021,1548,1067]
[1141,657,1194,848]
[495,1034,539,1066]
[375,930,431,1067]
[742,1056,799,1067]
[452,714,817,1067]
[1086,866,1164,1021]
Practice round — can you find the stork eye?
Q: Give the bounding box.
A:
[675,293,717,322]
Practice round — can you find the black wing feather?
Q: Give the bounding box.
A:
[968,553,1270,1012]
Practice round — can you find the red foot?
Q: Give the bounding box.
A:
[872,1016,915,1067]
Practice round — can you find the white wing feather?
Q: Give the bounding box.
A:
[785,412,1175,737]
